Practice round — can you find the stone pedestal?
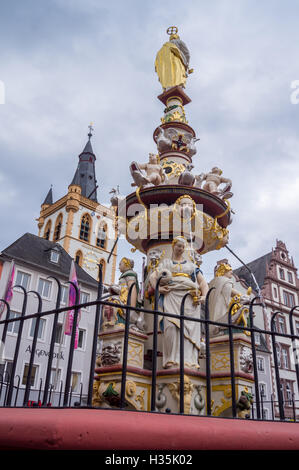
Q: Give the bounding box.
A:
[92,327,152,411]
[209,333,254,418]
[155,368,206,415]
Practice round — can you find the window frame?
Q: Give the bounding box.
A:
[7,310,22,336]
[283,290,295,308]
[15,270,31,291]
[60,285,69,305]
[28,316,47,342]
[21,363,39,388]
[259,382,267,398]
[50,249,60,264]
[257,357,264,372]
[79,213,91,243]
[281,346,290,369]
[80,291,90,311]
[53,213,63,242]
[43,220,52,240]
[96,225,107,249]
[54,322,66,346]
[0,359,13,382]
[50,368,62,391]
[37,277,52,300]
[77,328,86,351]
[71,370,82,393]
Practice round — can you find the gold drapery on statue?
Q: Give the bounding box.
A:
[155,41,187,90]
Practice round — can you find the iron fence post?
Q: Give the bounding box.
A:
[42,277,62,406]
[63,282,80,407]
[120,282,136,409]
[151,276,163,412]
[87,264,103,407]
[204,288,214,416]
[271,311,285,420]
[6,286,28,406]
[23,291,43,406]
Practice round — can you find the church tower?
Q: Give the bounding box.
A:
[37,126,117,284]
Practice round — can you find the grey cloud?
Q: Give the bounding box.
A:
[0,0,299,280]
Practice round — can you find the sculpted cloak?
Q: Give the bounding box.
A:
[154,258,202,369]
[155,38,190,90]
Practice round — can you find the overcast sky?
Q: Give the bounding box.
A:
[0,0,299,281]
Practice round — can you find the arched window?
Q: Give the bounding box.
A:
[98,259,106,282]
[96,224,107,249]
[79,214,91,242]
[75,250,83,267]
[44,220,52,240]
[53,214,63,241]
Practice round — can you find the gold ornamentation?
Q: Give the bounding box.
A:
[161,107,188,124]
[126,381,137,397]
[147,249,165,272]
[215,263,232,277]
[136,390,145,411]
[172,272,190,278]
[161,160,186,179]
[214,199,231,226]
[211,384,232,417]
[211,352,231,371]
[168,376,194,414]
[120,257,134,269]
[128,341,143,367]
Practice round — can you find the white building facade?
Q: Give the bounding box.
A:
[0,233,99,406]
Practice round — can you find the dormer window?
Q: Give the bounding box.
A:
[50,249,60,264]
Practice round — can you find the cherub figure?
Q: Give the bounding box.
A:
[195,167,233,199]
[130,153,165,188]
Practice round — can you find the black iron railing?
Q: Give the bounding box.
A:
[0,266,299,422]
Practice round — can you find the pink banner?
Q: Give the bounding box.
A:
[0,260,15,319]
[64,260,81,349]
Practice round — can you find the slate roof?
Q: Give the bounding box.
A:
[42,187,53,205]
[233,252,272,291]
[70,137,98,202]
[0,233,98,289]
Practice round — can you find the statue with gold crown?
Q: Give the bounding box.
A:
[208,263,252,336]
[102,257,145,332]
[155,26,193,90]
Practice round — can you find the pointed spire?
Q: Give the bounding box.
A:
[70,124,98,202]
[80,123,94,156]
[42,186,53,205]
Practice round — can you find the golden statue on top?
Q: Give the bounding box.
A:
[155,26,193,91]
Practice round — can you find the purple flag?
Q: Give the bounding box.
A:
[64,260,81,349]
[0,260,15,319]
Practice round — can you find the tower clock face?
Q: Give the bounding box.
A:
[82,250,101,271]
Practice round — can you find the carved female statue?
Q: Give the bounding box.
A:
[150,237,209,369]
[103,257,145,331]
[208,263,251,336]
[155,30,191,90]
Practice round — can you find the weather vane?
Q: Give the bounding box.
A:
[88,122,94,140]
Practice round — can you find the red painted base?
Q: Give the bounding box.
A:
[0,408,299,450]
